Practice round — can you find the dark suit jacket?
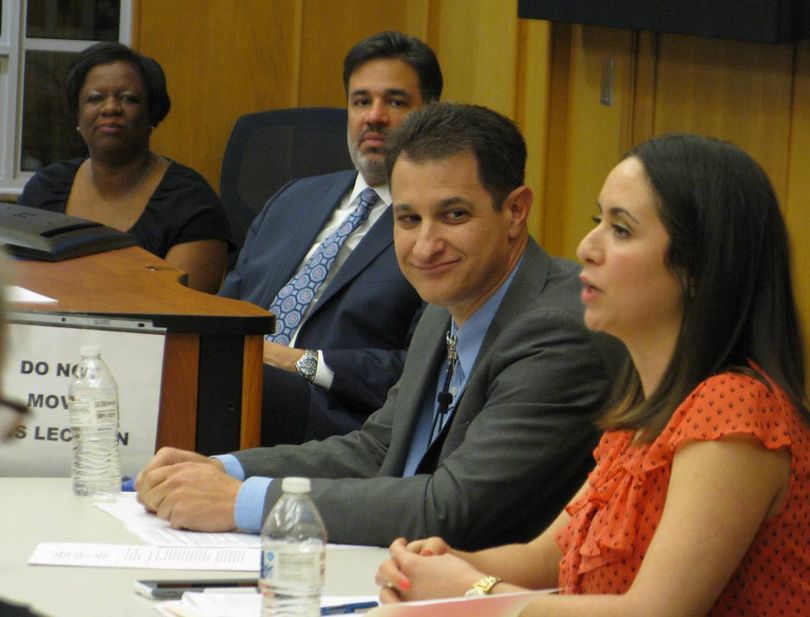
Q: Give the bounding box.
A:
[220,170,422,444]
[234,239,626,549]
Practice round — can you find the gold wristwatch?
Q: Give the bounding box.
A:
[464,575,503,597]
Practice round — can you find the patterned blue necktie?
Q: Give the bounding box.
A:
[267,187,378,344]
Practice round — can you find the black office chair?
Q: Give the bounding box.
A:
[219,107,353,262]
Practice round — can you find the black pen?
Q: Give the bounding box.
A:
[134,578,258,600]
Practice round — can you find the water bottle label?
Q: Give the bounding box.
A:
[69,396,117,427]
[261,549,323,584]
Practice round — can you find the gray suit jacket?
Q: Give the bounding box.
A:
[234,239,623,549]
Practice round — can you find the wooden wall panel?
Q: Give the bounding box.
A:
[542,24,636,259]
[515,18,552,240]
[540,23,573,255]
[135,0,301,191]
[627,31,658,146]
[427,0,519,117]
[298,0,428,107]
[653,34,794,203]
[131,1,808,384]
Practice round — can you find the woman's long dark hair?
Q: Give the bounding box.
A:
[600,134,809,439]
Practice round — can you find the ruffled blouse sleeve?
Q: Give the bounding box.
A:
[645,371,794,474]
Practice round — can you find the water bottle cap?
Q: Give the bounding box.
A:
[281,477,311,493]
[79,345,102,357]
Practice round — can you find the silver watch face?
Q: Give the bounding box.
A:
[296,351,317,381]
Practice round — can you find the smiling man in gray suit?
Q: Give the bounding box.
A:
[136,102,623,550]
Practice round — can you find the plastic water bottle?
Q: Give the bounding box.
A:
[260,477,327,616]
[68,345,121,499]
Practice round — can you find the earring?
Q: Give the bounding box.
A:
[76,126,80,132]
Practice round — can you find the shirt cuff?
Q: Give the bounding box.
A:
[312,350,335,390]
[213,454,245,480]
[235,476,273,533]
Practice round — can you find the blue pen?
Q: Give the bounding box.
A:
[321,600,378,615]
[121,476,135,491]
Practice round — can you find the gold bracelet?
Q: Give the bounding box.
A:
[464,575,503,597]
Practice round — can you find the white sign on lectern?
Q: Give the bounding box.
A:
[1,315,166,478]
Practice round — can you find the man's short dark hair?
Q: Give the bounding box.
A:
[343,31,442,103]
[385,102,526,209]
[66,42,171,127]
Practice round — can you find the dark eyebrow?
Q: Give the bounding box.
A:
[596,201,641,225]
[610,207,641,225]
[436,196,474,210]
[392,203,413,214]
[393,196,473,215]
[349,88,412,99]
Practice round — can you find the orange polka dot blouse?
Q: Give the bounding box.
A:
[555,369,810,615]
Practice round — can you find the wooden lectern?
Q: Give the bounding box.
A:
[9,246,274,455]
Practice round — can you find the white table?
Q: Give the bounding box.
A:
[0,478,387,617]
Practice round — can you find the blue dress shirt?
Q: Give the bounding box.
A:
[401,262,520,476]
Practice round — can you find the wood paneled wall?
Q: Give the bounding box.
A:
[297,1,430,106]
[134,0,809,385]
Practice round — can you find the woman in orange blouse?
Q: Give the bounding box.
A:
[375,134,810,616]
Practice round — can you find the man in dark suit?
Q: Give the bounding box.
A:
[137,102,624,550]
[219,32,441,443]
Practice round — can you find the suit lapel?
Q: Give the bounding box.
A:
[314,206,394,310]
[460,241,549,387]
[386,309,449,474]
[259,172,357,305]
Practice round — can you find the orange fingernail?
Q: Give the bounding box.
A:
[399,578,411,590]
[421,549,434,556]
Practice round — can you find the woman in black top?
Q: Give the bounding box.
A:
[19,42,232,293]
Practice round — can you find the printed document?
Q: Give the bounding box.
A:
[28,543,259,571]
[95,492,260,547]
